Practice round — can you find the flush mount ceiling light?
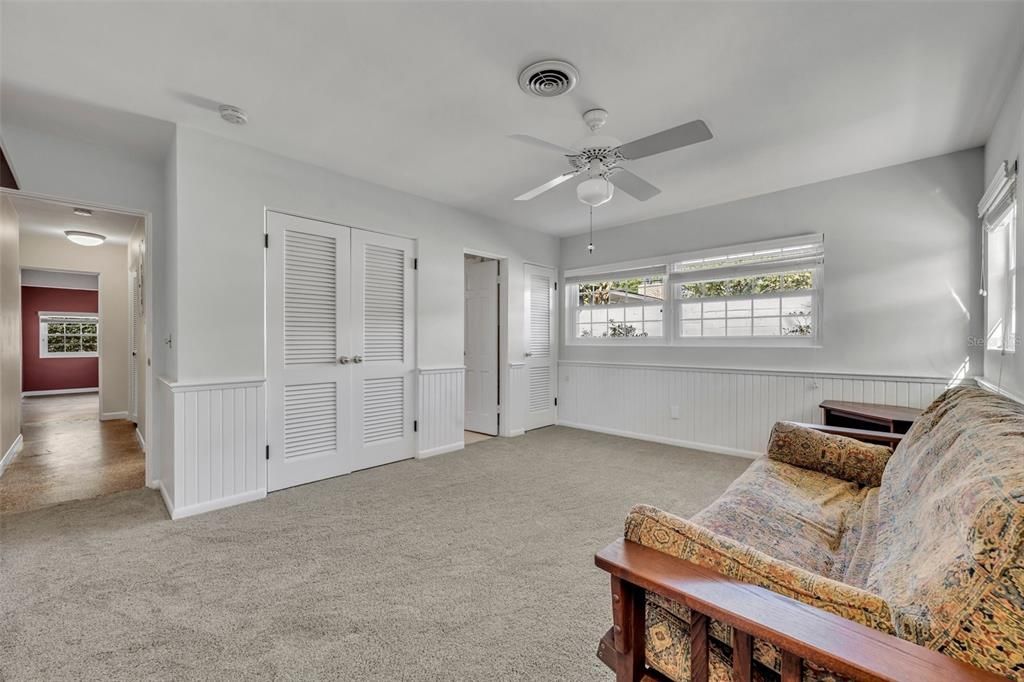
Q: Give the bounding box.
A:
[219,104,248,125]
[65,230,106,246]
[72,207,93,217]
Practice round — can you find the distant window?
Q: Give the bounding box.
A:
[39,313,99,358]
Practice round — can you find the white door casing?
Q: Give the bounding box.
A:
[129,271,138,423]
[465,259,499,435]
[348,228,416,472]
[524,263,556,430]
[267,212,352,491]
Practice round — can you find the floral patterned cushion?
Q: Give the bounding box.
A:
[767,421,893,487]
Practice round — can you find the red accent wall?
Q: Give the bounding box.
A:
[21,286,99,392]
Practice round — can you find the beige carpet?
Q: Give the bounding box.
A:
[0,426,751,681]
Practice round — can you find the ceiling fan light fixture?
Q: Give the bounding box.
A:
[64,230,106,246]
[577,177,614,207]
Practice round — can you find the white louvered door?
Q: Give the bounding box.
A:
[350,229,416,471]
[524,264,557,430]
[268,212,351,491]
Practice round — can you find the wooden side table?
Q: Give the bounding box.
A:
[819,400,922,435]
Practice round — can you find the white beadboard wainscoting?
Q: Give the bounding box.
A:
[417,367,465,457]
[156,377,267,519]
[557,361,955,458]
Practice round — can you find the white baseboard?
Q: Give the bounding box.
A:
[417,442,464,458]
[22,387,98,397]
[0,434,24,478]
[506,428,525,437]
[169,489,266,520]
[556,421,761,460]
[100,411,130,421]
[135,427,146,452]
[156,479,173,517]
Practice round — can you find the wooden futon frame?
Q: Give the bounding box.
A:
[594,424,1003,682]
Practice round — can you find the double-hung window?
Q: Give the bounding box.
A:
[981,161,1018,353]
[564,234,824,346]
[39,313,99,358]
[672,236,823,343]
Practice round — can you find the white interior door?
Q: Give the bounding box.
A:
[128,271,138,423]
[268,212,351,491]
[524,263,556,430]
[465,259,498,435]
[350,229,416,471]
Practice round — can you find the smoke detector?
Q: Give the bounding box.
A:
[517,60,579,98]
[219,104,248,125]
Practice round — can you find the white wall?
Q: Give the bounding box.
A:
[983,52,1024,399]
[20,232,130,418]
[172,126,559,378]
[0,195,21,467]
[561,149,984,381]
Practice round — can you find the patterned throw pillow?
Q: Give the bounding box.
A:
[767,421,893,487]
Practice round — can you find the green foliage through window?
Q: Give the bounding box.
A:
[43,318,98,356]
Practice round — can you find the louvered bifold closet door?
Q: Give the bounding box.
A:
[524,264,557,430]
[267,212,352,492]
[350,229,416,471]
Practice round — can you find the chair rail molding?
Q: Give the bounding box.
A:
[557,361,956,458]
[157,376,267,519]
[417,367,465,457]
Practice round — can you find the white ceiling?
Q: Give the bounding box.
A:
[10,195,140,246]
[2,1,1022,236]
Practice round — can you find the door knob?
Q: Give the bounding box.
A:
[338,356,351,364]
[352,355,364,364]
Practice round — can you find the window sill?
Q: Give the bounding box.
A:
[41,352,99,359]
[567,338,821,349]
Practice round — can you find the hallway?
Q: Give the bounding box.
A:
[0,393,144,515]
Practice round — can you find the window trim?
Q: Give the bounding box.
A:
[39,311,100,359]
[564,234,824,348]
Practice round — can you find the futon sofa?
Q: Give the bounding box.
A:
[595,385,1024,681]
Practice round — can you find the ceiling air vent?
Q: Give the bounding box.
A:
[517,60,579,98]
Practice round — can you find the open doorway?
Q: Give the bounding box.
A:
[0,194,148,514]
[464,253,501,443]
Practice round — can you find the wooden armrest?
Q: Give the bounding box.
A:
[789,421,905,447]
[595,538,1001,682]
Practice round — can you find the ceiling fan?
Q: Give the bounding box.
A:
[511,109,712,206]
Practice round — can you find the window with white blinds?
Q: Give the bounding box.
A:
[39,313,99,358]
[565,234,824,346]
[981,161,1018,352]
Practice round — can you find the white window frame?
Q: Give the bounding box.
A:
[39,312,100,358]
[566,271,668,346]
[980,161,1018,353]
[564,234,824,348]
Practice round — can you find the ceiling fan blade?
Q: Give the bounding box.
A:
[514,172,578,201]
[618,119,712,160]
[509,134,576,155]
[609,168,661,201]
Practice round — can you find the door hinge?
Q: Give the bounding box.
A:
[264,233,269,248]
[554,397,558,406]
[413,420,418,432]
[265,445,270,460]
[413,258,418,270]
[554,281,558,291]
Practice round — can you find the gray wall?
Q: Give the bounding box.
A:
[561,149,984,380]
[983,53,1024,397]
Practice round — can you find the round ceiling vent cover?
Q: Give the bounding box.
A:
[517,60,579,98]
